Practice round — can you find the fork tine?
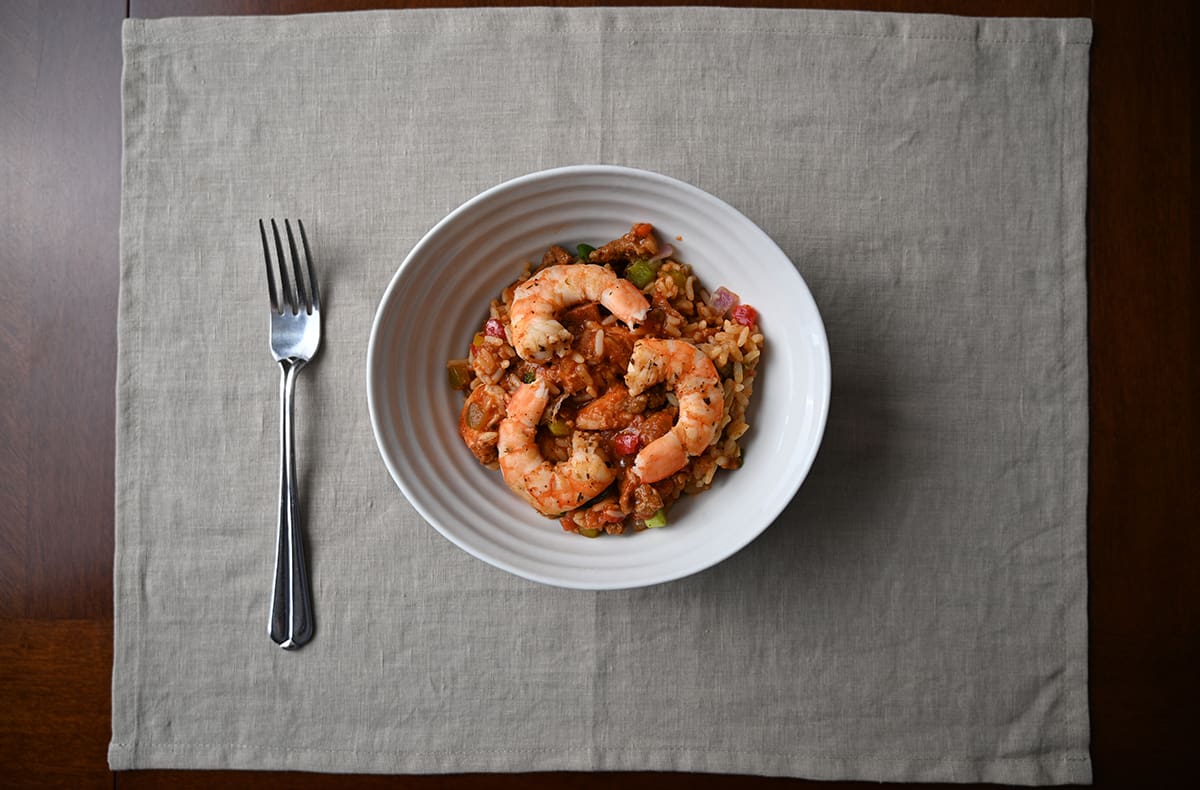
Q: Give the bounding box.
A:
[259,219,280,313]
[296,219,319,312]
[284,219,310,314]
[271,219,296,314]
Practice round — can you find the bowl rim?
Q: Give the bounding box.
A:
[366,164,831,589]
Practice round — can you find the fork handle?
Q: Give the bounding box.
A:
[270,358,315,649]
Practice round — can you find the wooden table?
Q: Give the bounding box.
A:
[0,1,1191,787]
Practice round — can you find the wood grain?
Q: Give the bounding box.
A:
[1,1,124,787]
[128,0,1093,18]
[0,619,113,790]
[0,0,38,622]
[1085,0,1194,786]
[0,0,123,624]
[1,0,1194,788]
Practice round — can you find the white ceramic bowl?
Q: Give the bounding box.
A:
[367,165,830,590]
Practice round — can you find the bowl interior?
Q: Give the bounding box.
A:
[367,165,830,589]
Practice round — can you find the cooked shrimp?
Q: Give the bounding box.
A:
[497,377,615,517]
[509,264,649,362]
[625,338,724,484]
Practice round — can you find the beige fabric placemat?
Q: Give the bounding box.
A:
[111,8,1092,783]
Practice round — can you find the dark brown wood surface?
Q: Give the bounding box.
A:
[0,0,1192,787]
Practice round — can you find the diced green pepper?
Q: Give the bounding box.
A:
[447,361,471,390]
[666,269,688,289]
[576,243,596,261]
[644,509,667,528]
[579,527,601,538]
[547,419,571,437]
[625,259,659,288]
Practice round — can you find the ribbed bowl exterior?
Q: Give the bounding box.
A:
[367,165,830,589]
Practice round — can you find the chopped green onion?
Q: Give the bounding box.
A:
[644,509,667,528]
[625,259,659,288]
[579,527,601,538]
[521,370,537,384]
[576,243,596,261]
[547,419,571,437]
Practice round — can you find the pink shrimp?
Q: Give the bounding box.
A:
[497,377,615,517]
[508,264,649,362]
[624,338,724,484]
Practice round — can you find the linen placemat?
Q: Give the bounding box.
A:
[111,7,1092,783]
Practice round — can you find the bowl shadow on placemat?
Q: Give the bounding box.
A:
[710,352,902,582]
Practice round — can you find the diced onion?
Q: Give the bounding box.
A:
[649,243,675,262]
[710,286,739,315]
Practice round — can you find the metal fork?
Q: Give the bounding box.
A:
[260,218,320,649]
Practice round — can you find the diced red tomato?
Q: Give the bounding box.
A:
[484,318,506,339]
[632,222,653,239]
[613,432,640,456]
[730,304,757,327]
